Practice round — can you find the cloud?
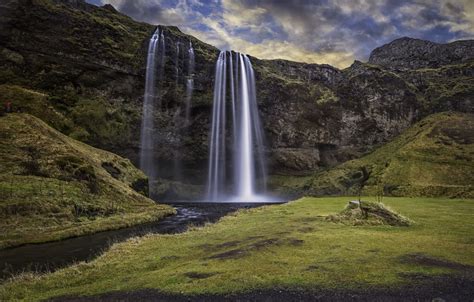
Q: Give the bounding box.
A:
[97,0,187,25]
[87,0,474,68]
[186,26,355,67]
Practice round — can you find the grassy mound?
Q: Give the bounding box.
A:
[0,113,174,248]
[326,201,412,226]
[277,112,473,198]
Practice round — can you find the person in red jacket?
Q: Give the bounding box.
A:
[5,101,12,113]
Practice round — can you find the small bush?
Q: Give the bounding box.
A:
[73,165,100,194]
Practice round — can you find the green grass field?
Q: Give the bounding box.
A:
[1,196,473,301]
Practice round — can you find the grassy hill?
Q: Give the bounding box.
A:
[0,113,174,249]
[270,112,474,198]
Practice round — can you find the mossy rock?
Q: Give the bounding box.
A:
[326,201,412,226]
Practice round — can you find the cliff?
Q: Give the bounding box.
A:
[1,0,473,197]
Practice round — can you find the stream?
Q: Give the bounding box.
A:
[0,202,273,281]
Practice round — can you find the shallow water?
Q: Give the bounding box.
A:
[0,202,280,280]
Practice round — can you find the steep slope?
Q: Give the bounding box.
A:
[0,113,174,249]
[271,112,473,198]
[0,0,472,194]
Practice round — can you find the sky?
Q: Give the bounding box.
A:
[85,0,474,68]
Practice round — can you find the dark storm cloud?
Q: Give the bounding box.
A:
[97,0,185,25]
[118,1,163,24]
[86,0,474,68]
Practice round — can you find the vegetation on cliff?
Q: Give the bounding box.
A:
[270,112,473,198]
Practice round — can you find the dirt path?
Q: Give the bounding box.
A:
[51,273,474,302]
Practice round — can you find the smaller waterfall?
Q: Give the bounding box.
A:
[139,28,166,189]
[175,42,180,86]
[185,41,195,124]
[207,51,267,202]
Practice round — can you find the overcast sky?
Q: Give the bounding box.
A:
[85,0,474,68]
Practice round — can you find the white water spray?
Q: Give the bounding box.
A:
[207,51,267,202]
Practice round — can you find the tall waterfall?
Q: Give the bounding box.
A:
[185,42,195,124]
[207,51,267,202]
[139,28,165,185]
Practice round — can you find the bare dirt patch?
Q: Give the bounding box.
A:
[399,253,473,271]
[183,272,217,279]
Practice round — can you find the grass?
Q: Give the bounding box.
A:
[0,113,174,248]
[1,196,473,301]
[0,84,73,132]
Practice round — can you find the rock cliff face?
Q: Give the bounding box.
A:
[369,37,474,70]
[1,0,473,196]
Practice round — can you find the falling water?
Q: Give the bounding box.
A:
[207,51,267,202]
[139,28,165,186]
[185,41,195,124]
[207,51,227,201]
[175,42,180,86]
[237,54,254,198]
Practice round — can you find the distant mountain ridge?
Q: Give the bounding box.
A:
[369,37,474,70]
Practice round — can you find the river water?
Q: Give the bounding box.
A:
[0,202,276,280]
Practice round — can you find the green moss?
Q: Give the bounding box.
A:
[0,85,139,150]
[313,85,339,104]
[0,85,73,132]
[267,175,312,196]
[0,113,174,248]
[406,61,474,111]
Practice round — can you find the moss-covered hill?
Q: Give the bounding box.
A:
[0,113,174,249]
[270,112,474,198]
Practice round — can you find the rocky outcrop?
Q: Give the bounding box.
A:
[0,0,473,197]
[369,37,474,71]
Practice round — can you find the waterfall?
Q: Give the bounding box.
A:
[175,42,180,86]
[236,54,254,197]
[207,51,267,202]
[139,28,165,188]
[185,41,195,124]
[207,51,227,201]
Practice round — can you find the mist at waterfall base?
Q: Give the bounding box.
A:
[206,51,275,203]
